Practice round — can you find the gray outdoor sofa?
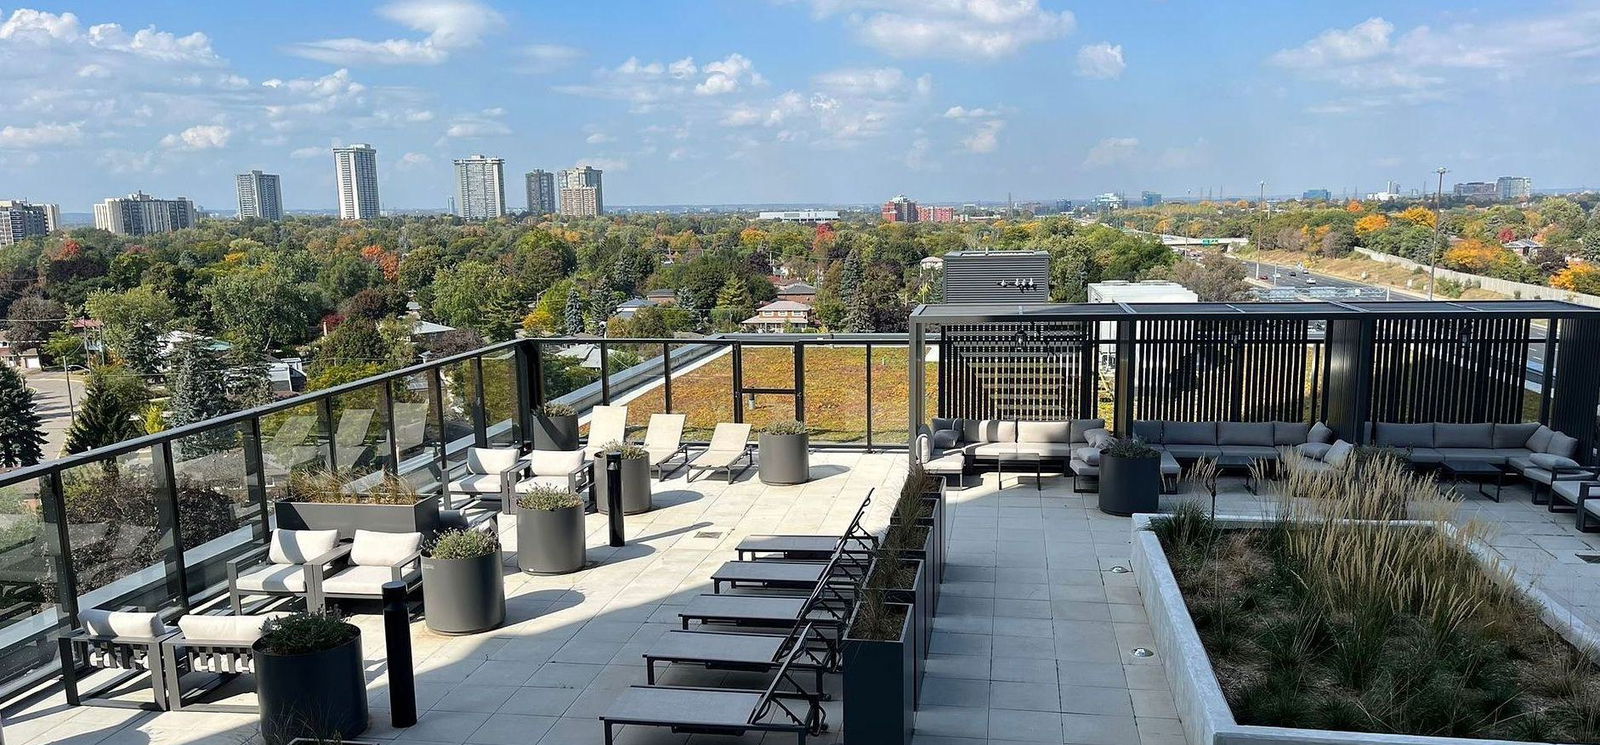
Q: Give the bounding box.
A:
[1365,421,1585,498]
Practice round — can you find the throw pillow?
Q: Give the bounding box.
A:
[1073,447,1101,466]
[932,429,961,449]
[1529,453,1580,470]
[1295,442,1332,461]
[1324,440,1354,468]
[1308,422,1333,444]
[1083,428,1114,449]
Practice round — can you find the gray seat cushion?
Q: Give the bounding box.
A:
[1165,444,1221,459]
[1435,448,1507,464]
[1374,423,1435,449]
[968,442,1018,458]
[1435,423,1494,449]
[964,419,1016,444]
[1017,421,1071,444]
[1218,422,1275,447]
[1405,448,1444,465]
[1273,421,1311,446]
[1164,422,1217,445]
[1552,479,1598,505]
[1220,445,1279,460]
[1069,418,1106,444]
[1131,420,1164,443]
[1069,458,1097,477]
[1015,443,1075,458]
[1506,453,1537,473]
[1160,451,1180,475]
[1493,422,1540,449]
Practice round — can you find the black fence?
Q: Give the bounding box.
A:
[0,333,913,702]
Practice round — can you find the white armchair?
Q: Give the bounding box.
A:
[513,449,592,513]
[319,530,424,607]
[228,529,345,613]
[446,447,525,510]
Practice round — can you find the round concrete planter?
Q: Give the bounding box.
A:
[758,432,811,485]
[254,628,368,745]
[533,414,580,451]
[422,549,506,635]
[516,504,586,575]
[1099,452,1161,516]
[594,456,652,515]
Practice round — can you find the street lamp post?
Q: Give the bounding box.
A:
[1428,167,1448,300]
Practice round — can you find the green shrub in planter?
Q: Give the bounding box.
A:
[255,612,367,745]
[595,440,649,460]
[594,441,653,514]
[536,402,576,417]
[534,403,579,450]
[516,487,586,575]
[422,529,505,634]
[759,420,809,436]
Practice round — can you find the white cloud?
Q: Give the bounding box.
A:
[444,120,511,138]
[1272,17,1393,69]
[576,157,628,172]
[284,0,503,66]
[1076,42,1125,79]
[289,146,324,159]
[1083,136,1138,168]
[558,52,763,109]
[813,67,917,97]
[160,124,231,150]
[395,151,432,170]
[518,43,582,73]
[905,136,936,171]
[0,121,84,148]
[961,119,1003,153]
[696,53,761,95]
[585,131,614,144]
[0,9,223,65]
[943,105,997,119]
[793,0,1074,60]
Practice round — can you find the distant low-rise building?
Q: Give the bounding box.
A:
[644,289,677,305]
[0,332,42,370]
[741,300,813,331]
[93,192,197,236]
[0,200,58,245]
[1497,176,1532,201]
[881,195,916,222]
[756,210,839,224]
[775,282,816,305]
[1140,191,1163,207]
[1302,189,1331,202]
[614,298,657,320]
[919,256,945,271]
[1454,181,1496,199]
[1503,238,1543,258]
[1091,193,1124,212]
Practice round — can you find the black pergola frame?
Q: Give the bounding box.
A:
[907,299,1600,458]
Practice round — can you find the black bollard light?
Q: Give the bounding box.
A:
[604,450,625,547]
[381,581,416,728]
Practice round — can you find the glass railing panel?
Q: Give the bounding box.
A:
[329,381,391,483]
[803,344,868,445]
[742,393,797,435]
[606,341,667,441]
[170,421,262,603]
[60,447,180,613]
[870,344,914,446]
[480,349,520,447]
[540,341,600,407]
[259,401,328,502]
[739,344,796,391]
[0,476,64,686]
[664,343,734,443]
[439,359,479,472]
[392,371,443,494]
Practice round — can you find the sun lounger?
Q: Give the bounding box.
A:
[601,625,826,745]
[583,405,629,457]
[642,623,834,693]
[710,539,872,594]
[643,413,690,480]
[734,492,875,561]
[679,543,858,632]
[685,423,753,482]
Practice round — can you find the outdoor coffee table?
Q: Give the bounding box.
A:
[1440,460,1506,502]
[1213,455,1261,495]
[996,449,1046,491]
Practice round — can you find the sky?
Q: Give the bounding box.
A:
[3,0,1600,212]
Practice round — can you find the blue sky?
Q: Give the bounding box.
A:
[3,0,1599,212]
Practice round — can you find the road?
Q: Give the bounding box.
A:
[23,371,85,461]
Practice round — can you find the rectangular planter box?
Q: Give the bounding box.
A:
[881,557,929,708]
[892,498,943,617]
[1130,513,1600,745]
[843,602,914,745]
[275,495,442,540]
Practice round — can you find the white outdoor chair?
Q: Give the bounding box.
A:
[161,612,290,712]
[513,449,592,512]
[643,413,689,481]
[227,529,344,613]
[59,609,176,711]
[445,447,524,510]
[318,530,423,608]
[686,423,754,483]
[583,405,629,457]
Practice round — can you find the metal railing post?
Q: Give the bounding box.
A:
[152,441,190,609]
[243,416,270,540]
[470,356,488,448]
[732,342,744,424]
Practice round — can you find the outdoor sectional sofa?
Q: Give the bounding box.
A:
[1130,420,1330,461]
[1365,421,1585,497]
[924,417,1183,492]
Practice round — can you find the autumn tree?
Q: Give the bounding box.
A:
[1396,206,1438,228]
[1552,264,1600,295]
[1354,214,1390,235]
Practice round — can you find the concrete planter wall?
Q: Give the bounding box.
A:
[843,603,915,745]
[533,414,579,451]
[254,627,368,745]
[1098,454,1159,516]
[1130,513,1600,745]
[593,456,652,514]
[758,432,811,485]
[516,504,586,575]
[422,549,506,634]
[275,496,442,540]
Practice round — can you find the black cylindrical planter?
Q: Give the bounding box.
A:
[533,414,579,451]
[422,550,506,634]
[517,504,586,574]
[594,457,652,514]
[254,629,368,745]
[1098,453,1161,516]
[758,433,811,485]
[842,604,914,745]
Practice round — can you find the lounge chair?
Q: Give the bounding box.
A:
[678,542,859,633]
[331,408,375,471]
[642,623,835,693]
[601,626,827,745]
[512,449,592,512]
[317,530,423,609]
[161,612,289,712]
[734,493,875,562]
[445,447,526,510]
[711,528,873,594]
[643,413,689,480]
[584,405,629,457]
[227,529,344,613]
[59,610,176,710]
[686,423,754,483]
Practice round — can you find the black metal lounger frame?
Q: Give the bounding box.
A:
[734,491,878,561]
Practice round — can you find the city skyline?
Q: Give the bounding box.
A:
[5,1,1600,211]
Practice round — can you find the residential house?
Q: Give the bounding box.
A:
[645,289,677,306]
[741,300,814,332]
[774,282,816,305]
[0,332,42,370]
[1503,239,1543,259]
[614,298,657,320]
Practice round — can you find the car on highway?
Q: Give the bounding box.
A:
[1306,278,1318,285]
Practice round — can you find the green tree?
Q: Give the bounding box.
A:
[63,365,147,454]
[204,264,322,350]
[85,285,175,376]
[563,287,584,335]
[1158,252,1251,301]
[430,261,520,340]
[4,295,64,352]
[165,339,231,431]
[714,274,754,315]
[0,360,45,467]
[840,249,865,306]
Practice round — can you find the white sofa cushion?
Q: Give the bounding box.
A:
[233,564,307,593]
[1082,428,1114,449]
[1324,440,1354,468]
[268,529,340,565]
[1017,421,1071,444]
[178,613,288,644]
[322,565,420,596]
[350,530,422,567]
[467,447,520,474]
[449,473,502,494]
[962,419,1015,444]
[80,609,166,639]
[529,449,585,477]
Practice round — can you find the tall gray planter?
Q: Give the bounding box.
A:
[594,456,652,514]
[533,414,579,451]
[517,505,586,575]
[842,603,914,745]
[254,628,367,745]
[422,549,506,635]
[758,433,810,485]
[1099,452,1161,516]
